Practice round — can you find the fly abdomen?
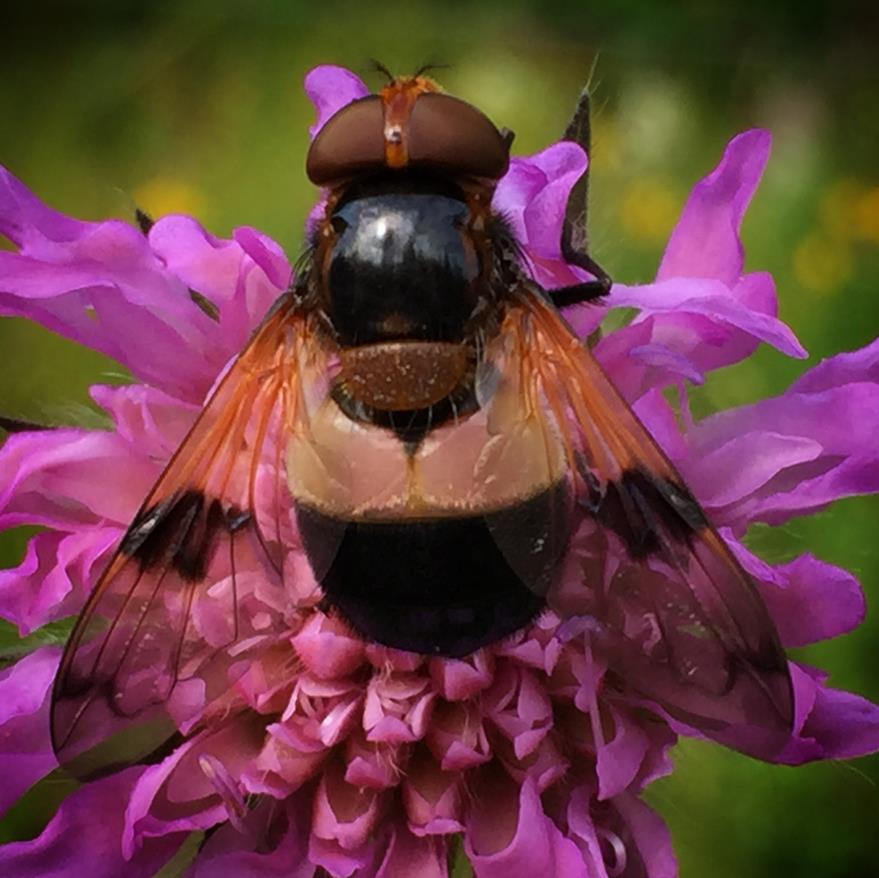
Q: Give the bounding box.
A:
[296,486,568,657]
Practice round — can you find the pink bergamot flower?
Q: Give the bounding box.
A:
[1,64,878,877]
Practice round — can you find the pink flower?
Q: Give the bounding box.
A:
[1,64,878,877]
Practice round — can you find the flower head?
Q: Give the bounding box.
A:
[1,65,878,877]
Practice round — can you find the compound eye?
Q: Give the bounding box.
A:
[407,93,510,181]
[307,96,385,187]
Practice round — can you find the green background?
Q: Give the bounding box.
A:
[1,1,877,875]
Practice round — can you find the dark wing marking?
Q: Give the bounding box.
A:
[502,288,793,756]
[51,296,330,777]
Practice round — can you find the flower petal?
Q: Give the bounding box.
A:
[402,753,464,836]
[727,535,865,647]
[0,427,154,529]
[0,165,91,251]
[612,792,678,878]
[657,129,770,285]
[687,380,879,529]
[595,707,651,801]
[148,216,284,358]
[492,143,590,290]
[774,664,879,765]
[291,612,366,679]
[90,383,197,460]
[566,784,677,878]
[791,335,879,393]
[466,773,588,878]
[192,799,312,878]
[0,168,290,404]
[374,824,447,878]
[0,168,225,401]
[0,647,59,817]
[305,65,369,137]
[123,720,265,856]
[0,527,119,632]
[429,651,494,701]
[312,761,383,851]
[606,275,806,365]
[0,767,183,878]
[790,679,879,761]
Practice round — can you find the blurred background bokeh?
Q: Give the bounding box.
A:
[1,1,878,875]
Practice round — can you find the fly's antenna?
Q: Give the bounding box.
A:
[413,61,451,79]
[369,59,395,84]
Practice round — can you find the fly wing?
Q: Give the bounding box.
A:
[502,287,793,756]
[51,296,337,777]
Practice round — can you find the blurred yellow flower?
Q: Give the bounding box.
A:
[818,178,861,240]
[793,231,853,293]
[591,117,623,172]
[131,176,206,220]
[854,185,879,244]
[818,178,879,246]
[618,177,679,243]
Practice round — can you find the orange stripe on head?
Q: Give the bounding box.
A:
[379,75,443,169]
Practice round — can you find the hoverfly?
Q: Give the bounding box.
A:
[51,71,793,776]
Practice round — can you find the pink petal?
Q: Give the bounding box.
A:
[343,731,402,789]
[596,707,651,801]
[374,824,448,878]
[791,335,879,393]
[365,644,424,672]
[492,143,590,289]
[308,833,376,878]
[425,702,492,772]
[0,190,219,402]
[123,720,265,855]
[305,65,369,138]
[0,767,183,878]
[495,616,563,674]
[687,382,879,530]
[0,165,92,250]
[589,271,804,397]
[687,431,823,509]
[233,226,292,291]
[607,276,806,362]
[728,535,865,647]
[89,382,197,459]
[592,318,704,404]
[191,799,312,877]
[776,665,879,765]
[363,674,435,744]
[241,732,326,796]
[465,774,588,878]
[499,733,569,793]
[149,216,283,358]
[0,427,156,530]
[429,651,494,700]
[613,793,678,878]
[657,129,770,285]
[486,665,553,759]
[566,785,677,878]
[0,647,60,816]
[312,761,382,850]
[0,527,119,632]
[629,389,688,462]
[291,612,366,679]
[0,166,291,404]
[402,754,464,836]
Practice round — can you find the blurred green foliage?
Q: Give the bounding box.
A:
[1,1,877,875]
